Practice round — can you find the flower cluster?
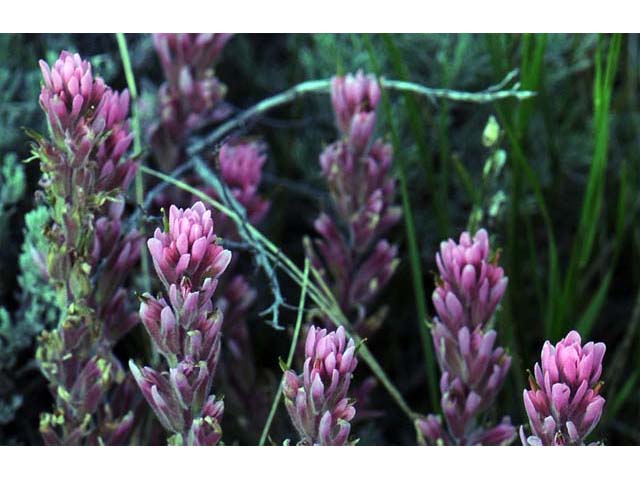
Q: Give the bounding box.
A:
[521,330,606,446]
[34,51,141,445]
[217,141,270,226]
[416,229,515,445]
[39,52,137,192]
[149,33,271,441]
[131,201,232,445]
[150,33,233,169]
[306,70,401,338]
[283,326,358,445]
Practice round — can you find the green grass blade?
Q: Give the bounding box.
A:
[576,270,613,337]
[605,371,639,424]
[115,33,149,292]
[382,34,449,237]
[560,34,621,337]
[364,34,439,411]
[577,33,621,269]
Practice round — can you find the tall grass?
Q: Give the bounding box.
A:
[364,34,440,411]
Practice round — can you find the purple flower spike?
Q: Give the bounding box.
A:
[521,330,606,446]
[306,71,400,420]
[132,201,231,445]
[35,51,140,446]
[38,51,136,194]
[308,72,400,338]
[283,326,358,445]
[150,33,233,169]
[420,228,515,446]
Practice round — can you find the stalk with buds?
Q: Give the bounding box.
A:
[416,229,515,445]
[131,201,232,445]
[34,51,141,445]
[305,71,401,339]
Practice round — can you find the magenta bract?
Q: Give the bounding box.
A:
[521,330,606,446]
[283,326,358,445]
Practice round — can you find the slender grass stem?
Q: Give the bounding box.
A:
[115,33,150,292]
[259,259,310,446]
[560,33,621,338]
[382,34,449,237]
[364,34,439,411]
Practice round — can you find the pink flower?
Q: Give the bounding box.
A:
[133,201,231,445]
[331,70,381,138]
[147,201,232,289]
[154,34,232,88]
[218,141,270,225]
[283,326,358,445]
[433,229,508,332]
[521,330,606,446]
[39,51,106,136]
[421,228,514,445]
[150,33,233,169]
[38,51,137,194]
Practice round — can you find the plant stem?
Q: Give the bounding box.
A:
[115,32,150,292]
[259,259,310,446]
[364,34,439,411]
[188,75,536,157]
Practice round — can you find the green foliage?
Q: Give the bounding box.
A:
[17,206,59,330]
[0,206,58,426]
[0,153,27,297]
[0,153,26,241]
[0,153,25,205]
[0,206,58,360]
[0,36,41,152]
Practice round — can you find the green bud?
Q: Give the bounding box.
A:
[482,115,501,148]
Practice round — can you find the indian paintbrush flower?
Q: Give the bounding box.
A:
[432,229,508,332]
[521,330,606,446]
[132,201,231,445]
[307,71,400,338]
[283,325,358,446]
[35,51,141,445]
[417,229,514,446]
[150,33,232,170]
[147,201,231,289]
[305,70,401,421]
[217,141,270,225]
